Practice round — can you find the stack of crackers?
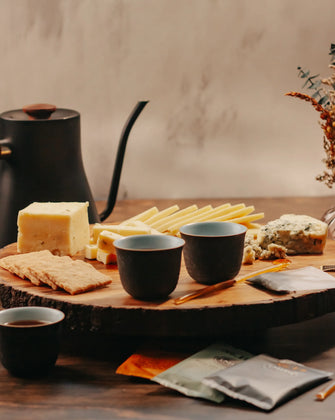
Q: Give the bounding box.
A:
[0,250,111,295]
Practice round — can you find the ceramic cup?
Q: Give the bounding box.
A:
[0,306,65,378]
[180,221,247,285]
[114,234,185,300]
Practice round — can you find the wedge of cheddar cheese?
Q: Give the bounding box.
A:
[17,202,90,256]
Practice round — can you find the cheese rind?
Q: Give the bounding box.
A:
[17,202,90,256]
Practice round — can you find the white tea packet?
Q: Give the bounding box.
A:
[203,354,332,410]
[248,266,335,293]
[151,342,252,403]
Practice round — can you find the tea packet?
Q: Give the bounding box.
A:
[203,354,333,410]
[115,340,204,380]
[248,266,335,293]
[151,342,252,403]
[116,349,189,380]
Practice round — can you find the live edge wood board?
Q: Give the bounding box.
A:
[1,241,335,338]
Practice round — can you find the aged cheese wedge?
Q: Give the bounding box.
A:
[17,202,90,256]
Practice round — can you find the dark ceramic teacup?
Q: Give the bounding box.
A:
[0,306,65,378]
[180,221,247,285]
[114,234,185,300]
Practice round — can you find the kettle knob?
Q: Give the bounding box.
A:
[23,104,56,119]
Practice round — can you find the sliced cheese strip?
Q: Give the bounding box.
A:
[185,203,242,224]
[224,212,265,225]
[150,205,198,230]
[92,224,151,243]
[166,205,214,235]
[214,206,255,222]
[124,206,159,223]
[121,220,162,234]
[144,205,180,226]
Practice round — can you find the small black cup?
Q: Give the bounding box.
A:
[114,234,185,300]
[180,221,247,285]
[0,306,65,378]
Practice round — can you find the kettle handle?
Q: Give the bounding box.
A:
[99,101,149,222]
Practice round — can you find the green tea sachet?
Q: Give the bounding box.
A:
[151,342,252,403]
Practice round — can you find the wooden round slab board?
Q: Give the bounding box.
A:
[1,242,335,337]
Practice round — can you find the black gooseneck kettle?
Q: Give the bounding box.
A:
[0,101,148,247]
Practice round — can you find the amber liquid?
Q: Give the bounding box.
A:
[4,320,50,327]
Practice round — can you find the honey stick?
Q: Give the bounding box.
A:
[316,381,335,401]
[174,262,290,305]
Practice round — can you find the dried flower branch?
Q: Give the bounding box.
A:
[286,44,335,188]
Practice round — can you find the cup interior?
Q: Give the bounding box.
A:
[114,234,185,251]
[180,221,247,237]
[0,306,65,327]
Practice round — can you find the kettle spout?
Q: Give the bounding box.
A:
[99,101,149,222]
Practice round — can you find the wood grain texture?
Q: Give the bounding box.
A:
[1,238,335,337]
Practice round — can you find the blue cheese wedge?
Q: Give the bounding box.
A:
[243,232,286,264]
[243,214,328,264]
[257,214,328,255]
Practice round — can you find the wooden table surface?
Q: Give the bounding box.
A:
[1,196,335,420]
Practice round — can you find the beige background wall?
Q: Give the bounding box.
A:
[1,0,335,201]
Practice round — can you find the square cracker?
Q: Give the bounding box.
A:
[0,251,53,285]
[41,258,111,295]
[0,251,111,294]
[25,254,73,289]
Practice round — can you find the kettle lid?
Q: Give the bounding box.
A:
[0,104,79,121]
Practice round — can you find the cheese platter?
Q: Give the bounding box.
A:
[0,199,334,338]
[1,240,335,338]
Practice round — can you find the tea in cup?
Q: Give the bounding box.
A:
[0,306,65,377]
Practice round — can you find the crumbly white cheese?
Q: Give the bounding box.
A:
[243,232,286,264]
[242,214,328,264]
[17,202,90,256]
[258,214,328,255]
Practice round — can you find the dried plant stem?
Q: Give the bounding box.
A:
[286,91,335,187]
